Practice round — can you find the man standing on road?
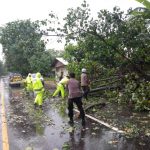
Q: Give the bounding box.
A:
[33,72,44,109]
[67,72,86,127]
[81,68,90,100]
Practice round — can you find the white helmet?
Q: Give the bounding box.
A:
[82,68,86,73]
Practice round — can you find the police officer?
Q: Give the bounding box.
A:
[25,73,33,94]
[33,72,44,109]
[52,75,69,99]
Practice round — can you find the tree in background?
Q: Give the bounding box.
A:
[29,49,59,76]
[0,60,5,76]
[0,20,46,75]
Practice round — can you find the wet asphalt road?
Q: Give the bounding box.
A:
[0,77,145,150]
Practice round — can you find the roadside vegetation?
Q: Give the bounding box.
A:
[58,0,150,112]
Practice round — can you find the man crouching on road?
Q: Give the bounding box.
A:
[33,72,44,109]
[52,75,69,100]
[67,72,86,127]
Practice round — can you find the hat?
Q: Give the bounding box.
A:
[36,72,41,78]
[82,68,86,73]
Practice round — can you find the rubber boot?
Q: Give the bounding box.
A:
[34,103,37,109]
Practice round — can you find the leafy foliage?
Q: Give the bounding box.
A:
[0,20,56,76]
[131,0,150,18]
[119,73,150,111]
[60,1,150,110]
[63,2,150,79]
[135,0,150,8]
[0,60,5,75]
[29,49,59,76]
[0,20,44,75]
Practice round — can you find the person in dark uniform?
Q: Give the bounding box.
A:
[67,72,86,127]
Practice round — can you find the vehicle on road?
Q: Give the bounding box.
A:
[9,73,23,87]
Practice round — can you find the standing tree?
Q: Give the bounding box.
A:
[0,20,46,75]
[61,0,150,81]
[29,49,57,76]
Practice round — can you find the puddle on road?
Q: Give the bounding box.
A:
[4,84,150,150]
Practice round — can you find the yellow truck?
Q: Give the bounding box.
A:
[9,73,23,87]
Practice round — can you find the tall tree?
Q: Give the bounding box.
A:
[29,49,58,76]
[62,0,150,80]
[0,20,45,75]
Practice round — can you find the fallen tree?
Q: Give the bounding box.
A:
[85,102,106,112]
[90,85,120,93]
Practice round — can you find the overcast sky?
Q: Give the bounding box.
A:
[0,0,143,60]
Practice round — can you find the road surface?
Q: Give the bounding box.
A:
[0,77,145,150]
